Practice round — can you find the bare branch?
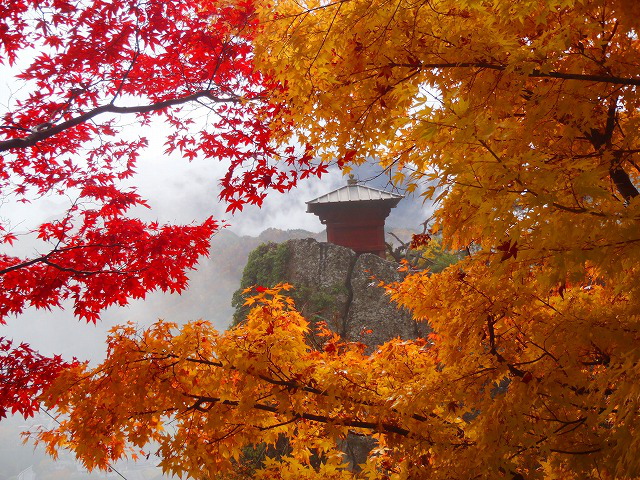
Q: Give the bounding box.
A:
[0,243,127,276]
[0,91,244,152]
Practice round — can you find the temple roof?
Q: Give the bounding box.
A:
[306,181,403,208]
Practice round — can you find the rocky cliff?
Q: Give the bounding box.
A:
[286,238,428,348]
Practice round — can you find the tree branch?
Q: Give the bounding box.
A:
[0,243,127,276]
[184,393,414,437]
[389,61,640,86]
[0,91,243,152]
[583,100,640,202]
[609,160,639,202]
[179,353,469,439]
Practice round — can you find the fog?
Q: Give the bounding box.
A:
[1,156,431,361]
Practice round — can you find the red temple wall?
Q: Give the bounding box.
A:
[314,203,392,257]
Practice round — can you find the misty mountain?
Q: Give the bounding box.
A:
[168,228,327,328]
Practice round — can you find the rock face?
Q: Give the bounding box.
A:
[285,238,425,351]
[283,238,426,350]
[347,253,426,346]
[234,236,432,348]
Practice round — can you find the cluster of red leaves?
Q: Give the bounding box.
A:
[0,337,78,419]
[0,0,319,208]
[0,214,219,322]
[0,0,322,418]
[410,233,431,249]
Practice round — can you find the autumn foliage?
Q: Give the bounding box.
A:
[8,0,640,479]
[0,0,324,418]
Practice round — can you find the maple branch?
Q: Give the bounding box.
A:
[477,140,611,217]
[183,355,378,404]
[254,417,298,432]
[609,158,639,202]
[549,447,601,455]
[184,393,414,437]
[40,258,144,277]
[271,0,350,19]
[0,243,128,276]
[389,61,640,86]
[0,256,51,276]
[0,91,243,152]
[307,0,343,75]
[583,100,639,201]
[178,353,469,439]
[486,316,527,379]
[357,68,422,126]
[0,125,30,132]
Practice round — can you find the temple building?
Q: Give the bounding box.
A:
[306,176,403,257]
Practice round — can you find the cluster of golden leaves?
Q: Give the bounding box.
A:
[249,2,640,475]
[36,286,453,479]
[35,0,640,479]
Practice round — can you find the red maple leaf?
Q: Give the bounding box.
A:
[496,240,519,262]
